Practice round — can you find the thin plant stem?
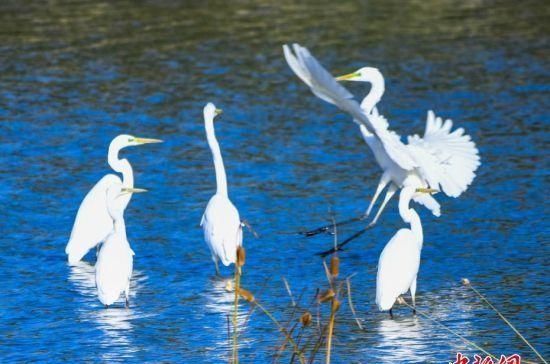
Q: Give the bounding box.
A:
[400,300,498,361]
[232,265,241,364]
[345,277,363,330]
[466,283,548,364]
[253,300,305,364]
[325,300,337,364]
[282,277,296,307]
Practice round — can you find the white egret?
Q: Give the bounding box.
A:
[65,135,162,264]
[95,183,146,307]
[201,103,243,275]
[283,44,480,246]
[376,186,436,317]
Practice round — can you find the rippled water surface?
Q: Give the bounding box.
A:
[1,1,548,363]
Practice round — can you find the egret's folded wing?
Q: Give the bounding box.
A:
[65,174,118,264]
[407,111,481,197]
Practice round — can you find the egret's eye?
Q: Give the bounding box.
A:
[128,138,134,143]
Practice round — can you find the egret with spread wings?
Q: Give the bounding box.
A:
[65,135,162,264]
[283,44,480,253]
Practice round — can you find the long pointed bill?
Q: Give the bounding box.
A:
[335,71,360,81]
[134,137,163,144]
[121,187,148,195]
[215,108,222,116]
[415,188,439,194]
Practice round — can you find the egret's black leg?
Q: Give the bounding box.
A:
[316,222,377,257]
[389,308,394,319]
[299,215,366,237]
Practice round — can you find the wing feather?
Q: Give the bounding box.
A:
[284,43,417,170]
[66,174,119,264]
[407,111,481,197]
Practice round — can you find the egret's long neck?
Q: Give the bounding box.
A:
[360,70,385,115]
[399,188,423,248]
[108,146,134,187]
[205,116,228,197]
[112,217,129,245]
[113,217,126,237]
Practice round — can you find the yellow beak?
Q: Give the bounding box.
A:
[134,137,163,144]
[335,71,360,81]
[121,187,148,194]
[215,108,223,116]
[415,188,439,194]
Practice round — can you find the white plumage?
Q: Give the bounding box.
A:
[65,134,161,264]
[283,43,480,228]
[376,229,420,311]
[376,187,426,314]
[201,102,243,275]
[66,174,119,264]
[201,195,242,267]
[95,184,135,307]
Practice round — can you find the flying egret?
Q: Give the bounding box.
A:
[65,135,162,264]
[95,183,146,308]
[201,103,243,276]
[376,186,436,317]
[283,44,480,247]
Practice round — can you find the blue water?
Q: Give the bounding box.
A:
[0,1,548,363]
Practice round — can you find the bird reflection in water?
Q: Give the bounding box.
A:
[372,289,476,362]
[374,316,429,361]
[203,277,250,359]
[68,261,148,361]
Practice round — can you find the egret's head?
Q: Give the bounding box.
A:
[203,102,223,121]
[106,184,147,219]
[336,67,382,83]
[110,134,163,151]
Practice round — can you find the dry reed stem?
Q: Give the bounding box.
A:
[232,262,241,364]
[345,277,364,330]
[252,300,305,364]
[463,279,548,364]
[318,289,335,303]
[325,297,341,364]
[274,288,307,364]
[282,277,296,307]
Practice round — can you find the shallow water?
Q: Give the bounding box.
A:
[0,1,548,363]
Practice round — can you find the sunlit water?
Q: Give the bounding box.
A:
[0,1,548,363]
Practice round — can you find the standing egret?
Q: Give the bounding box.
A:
[95,183,146,308]
[376,186,436,317]
[65,135,162,264]
[283,44,480,249]
[201,103,243,275]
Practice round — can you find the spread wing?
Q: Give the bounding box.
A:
[65,174,119,264]
[283,43,416,170]
[407,111,481,197]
